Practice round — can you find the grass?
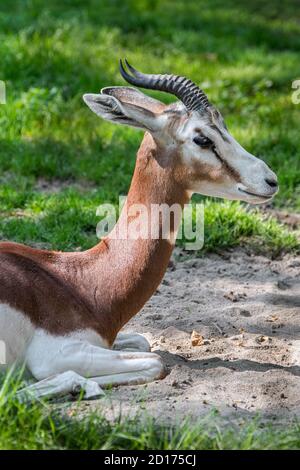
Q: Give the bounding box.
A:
[0,0,299,451]
[0,370,300,450]
[0,0,299,255]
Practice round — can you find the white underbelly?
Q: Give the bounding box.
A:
[0,303,35,367]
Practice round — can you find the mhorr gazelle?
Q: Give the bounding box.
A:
[0,60,278,400]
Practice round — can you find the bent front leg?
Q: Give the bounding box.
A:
[113,332,151,352]
[26,335,167,393]
[16,370,104,402]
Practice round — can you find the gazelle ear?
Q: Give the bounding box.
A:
[83,87,166,132]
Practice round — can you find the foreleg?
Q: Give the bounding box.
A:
[25,335,166,395]
[113,332,151,352]
[16,370,104,402]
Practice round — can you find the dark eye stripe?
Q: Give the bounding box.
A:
[210,124,230,143]
[211,145,223,162]
[211,145,240,180]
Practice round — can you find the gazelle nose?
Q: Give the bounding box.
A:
[265,177,278,190]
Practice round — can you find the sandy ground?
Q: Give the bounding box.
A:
[80,247,300,424]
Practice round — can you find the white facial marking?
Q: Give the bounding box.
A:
[176,109,278,204]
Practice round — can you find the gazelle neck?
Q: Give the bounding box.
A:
[111,132,189,237]
[88,132,190,343]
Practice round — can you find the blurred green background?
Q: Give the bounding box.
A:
[0,0,299,253]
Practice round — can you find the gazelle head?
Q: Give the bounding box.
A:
[83,60,278,204]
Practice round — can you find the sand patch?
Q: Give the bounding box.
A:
[86,247,300,423]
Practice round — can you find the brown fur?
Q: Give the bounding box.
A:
[0,98,241,346]
[0,133,189,346]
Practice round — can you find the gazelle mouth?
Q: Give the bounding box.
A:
[238,188,274,199]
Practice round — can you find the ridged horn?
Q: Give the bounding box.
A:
[119,59,210,112]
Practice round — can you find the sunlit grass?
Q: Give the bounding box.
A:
[0,188,298,255]
[0,0,299,254]
[0,0,299,450]
[0,369,300,450]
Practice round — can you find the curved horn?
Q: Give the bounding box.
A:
[119,59,210,112]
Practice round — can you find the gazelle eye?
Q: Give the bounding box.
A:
[193,135,212,148]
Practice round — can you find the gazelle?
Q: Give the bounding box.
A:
[0,60,278,400]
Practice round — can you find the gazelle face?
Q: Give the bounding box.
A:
[83,59,278,205]
[163,104,278,204]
